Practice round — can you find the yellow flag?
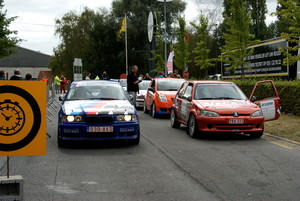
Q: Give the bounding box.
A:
[118,17,126,37]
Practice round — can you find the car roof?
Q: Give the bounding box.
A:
[71,80,122,85]
[186,80,234,84]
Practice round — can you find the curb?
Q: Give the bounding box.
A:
[264,133,300,146]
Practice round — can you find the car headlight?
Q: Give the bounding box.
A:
[61,115,83,122]
[158,95,168,102]
[116,115,137,121]
[200,110,220,117]
[251,110,263,117]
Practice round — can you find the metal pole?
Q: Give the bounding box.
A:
[164,0,167,76]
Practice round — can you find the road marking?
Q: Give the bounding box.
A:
[270,141,294,150]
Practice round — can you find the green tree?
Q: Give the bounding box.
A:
[0,0,23,59]
[273,0,300,66]
[220,0,259,80]
[51,7,98,80]
[247,0,268,40]
[173,17,189,75]
[190,15,214,78]
[111,0,186,74]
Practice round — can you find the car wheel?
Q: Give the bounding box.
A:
[151,103,157,118]
[170,109,181,128]
[187,114,199,138]
[249,131,263,138]
[143,102,149,113]
[128,127,140,145]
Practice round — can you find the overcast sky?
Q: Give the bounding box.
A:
[4,0,277,56]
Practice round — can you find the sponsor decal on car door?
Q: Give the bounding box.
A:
[249,80,281,121]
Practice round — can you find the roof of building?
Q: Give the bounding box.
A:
[0,46,51,68]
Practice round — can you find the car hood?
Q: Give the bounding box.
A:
[158,91,178,95]
[195,100,260,113]
[61,100,136,115]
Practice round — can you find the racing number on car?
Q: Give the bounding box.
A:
[0,84,46,156]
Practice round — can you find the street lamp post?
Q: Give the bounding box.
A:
[158,0,173,76]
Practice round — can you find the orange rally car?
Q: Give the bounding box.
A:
[144,78,185,118]
[170,80,281,138]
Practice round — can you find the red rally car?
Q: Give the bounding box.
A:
[170,80,281,138]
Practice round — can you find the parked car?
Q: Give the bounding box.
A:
[57,80,140,146]
[135,80,151,108]
[119,78,127,92]
[170,80,281,138]
[144,78,185,117]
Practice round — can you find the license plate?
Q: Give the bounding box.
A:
[87,126,113,132]
[229,119,244,124]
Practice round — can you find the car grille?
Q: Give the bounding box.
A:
[215,124,255,130]
[86,116,113,124]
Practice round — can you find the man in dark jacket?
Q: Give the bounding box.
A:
[127,65,140,107]
[10,69,23,80]
[100,71,110,80]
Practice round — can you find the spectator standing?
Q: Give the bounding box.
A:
[0,71,6,80]
[144,73,152,80]
[42,76,49,85]
[156,71,165,78]
[85,73,91,80]
[25,73,32,80]
[54,74,61,94]
[100,71,110,80]
[10,69,22,80]
[60,75,67,93]
[127,65,140,107]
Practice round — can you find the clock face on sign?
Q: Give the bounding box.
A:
[0,99,26,136]
[0,85,42,152]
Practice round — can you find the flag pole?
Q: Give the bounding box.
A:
[125,13,128,75]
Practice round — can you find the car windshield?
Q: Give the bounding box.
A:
[194,83,247,100]
[66,83,128,101]
[157,79,185,91]
[119,79,127,88]
[138,81,151,90]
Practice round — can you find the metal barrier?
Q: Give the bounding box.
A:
[46,82,61,138]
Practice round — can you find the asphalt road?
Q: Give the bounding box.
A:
[1,104,300,201]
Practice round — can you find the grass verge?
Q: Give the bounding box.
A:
[264,114,300,143]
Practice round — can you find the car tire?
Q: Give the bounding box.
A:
[151,103,157,118]
[170,108,181,128]
[249,131,263,138]
[143,102,149,113]
[128,127,140,145]
[187,114,199,138]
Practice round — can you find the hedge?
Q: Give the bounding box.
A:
[229,79,300,116]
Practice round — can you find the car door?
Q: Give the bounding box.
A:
[174,82,188,121]
[178,83,194,123]
[249,80,281,121]
[145,79,156,109]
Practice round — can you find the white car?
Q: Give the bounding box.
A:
[136,80,151,108]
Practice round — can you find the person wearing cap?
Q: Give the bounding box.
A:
[42,76,48,85]
[54,74,61,94]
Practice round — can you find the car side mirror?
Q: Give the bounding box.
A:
[187,96,192,101]
[59,95,65,101]
[148,87,154,92]
[251,95,257,102]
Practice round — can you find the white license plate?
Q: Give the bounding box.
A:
[87,126,113,132]
[229,119,244,124]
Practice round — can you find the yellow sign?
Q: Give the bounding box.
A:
[0,81,46,156]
